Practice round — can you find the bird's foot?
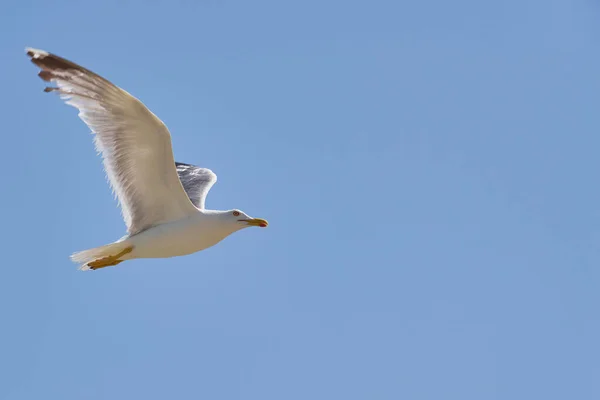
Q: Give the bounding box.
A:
[87,246,133,270]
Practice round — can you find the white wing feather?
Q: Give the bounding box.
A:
[26,48,198,234]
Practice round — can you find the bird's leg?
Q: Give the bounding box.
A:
[87,246,133,270]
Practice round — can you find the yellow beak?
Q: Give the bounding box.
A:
[239,218,269,228]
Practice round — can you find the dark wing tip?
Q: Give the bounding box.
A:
[26,48,63,92]
[26,47,77,72]
[25,47,42,57]
[38,70,54,82]
[26,47,49,66]
[26,47,114,92]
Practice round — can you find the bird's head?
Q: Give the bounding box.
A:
[221,209,269,229]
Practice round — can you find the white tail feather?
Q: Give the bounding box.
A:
[71,240,131,271]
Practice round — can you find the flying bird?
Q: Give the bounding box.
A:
[26,48,268,271]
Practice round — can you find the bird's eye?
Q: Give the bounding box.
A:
[233,211,240,217]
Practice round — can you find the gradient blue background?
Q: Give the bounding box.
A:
[1,0,599,398]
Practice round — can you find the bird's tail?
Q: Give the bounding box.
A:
[71,239,133,271]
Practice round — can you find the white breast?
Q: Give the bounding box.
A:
[124,213,237,260]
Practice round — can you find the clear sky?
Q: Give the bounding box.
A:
[1,0,599,399]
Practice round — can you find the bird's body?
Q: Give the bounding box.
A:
[26,48,268,270]
[126,212,243,260]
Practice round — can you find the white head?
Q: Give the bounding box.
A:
[210,209,269,231]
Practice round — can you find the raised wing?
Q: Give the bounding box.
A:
[27,48,198,234]
[175,162,217,209]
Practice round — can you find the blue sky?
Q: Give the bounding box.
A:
[1,0,599,398]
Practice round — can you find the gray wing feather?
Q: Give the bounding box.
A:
[175,162,217,209]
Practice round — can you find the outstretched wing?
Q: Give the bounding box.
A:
[26,47,198,234]
[175,162,217,209]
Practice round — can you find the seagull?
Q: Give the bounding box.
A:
[26,48,268,271]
